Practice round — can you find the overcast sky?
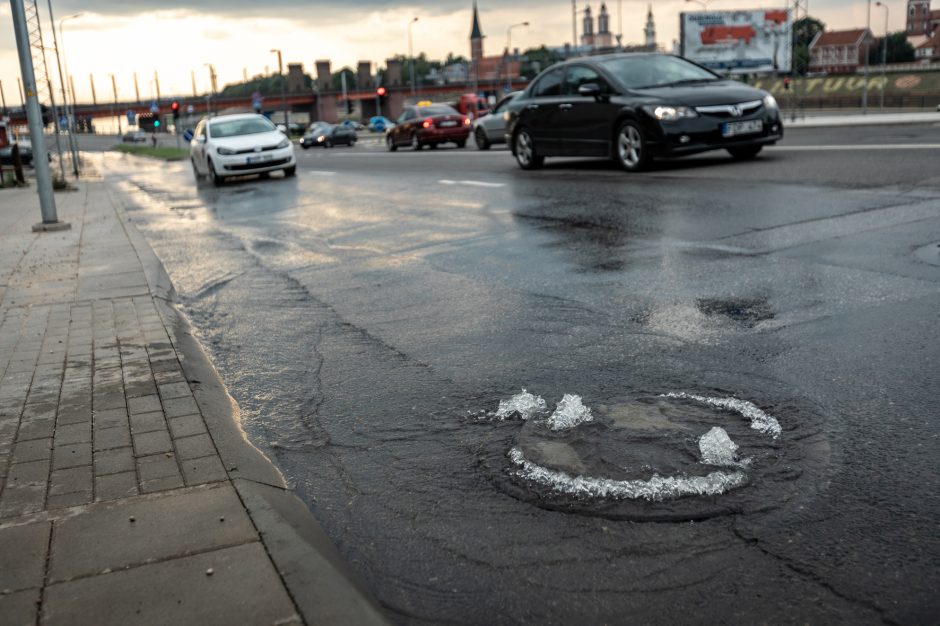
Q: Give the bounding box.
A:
[0,0,906,105]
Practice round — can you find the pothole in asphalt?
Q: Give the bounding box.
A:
[473,389,826,522]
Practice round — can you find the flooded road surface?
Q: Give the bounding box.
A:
[97,134,940,624]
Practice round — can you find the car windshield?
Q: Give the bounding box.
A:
[209,117,276,138]
[418,105,458,117]
[598,55,719,90]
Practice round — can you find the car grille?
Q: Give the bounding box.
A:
[695,100,763,118]
[232,144,283,155]
[224,157,290,171]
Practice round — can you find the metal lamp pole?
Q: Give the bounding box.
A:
[9,0,66,230]
[862,0,871,114]
[875,1,888,110]
[408,17,419,98]
[270,49,288,126]
[506,22,529,92]
[56,11,82,176]
[204,64,216,114]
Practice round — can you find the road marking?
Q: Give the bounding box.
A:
[308,170,336,176]
[438,179,505,188]
[773,144,940,151]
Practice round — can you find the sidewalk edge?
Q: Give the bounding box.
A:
[109,187,389,625]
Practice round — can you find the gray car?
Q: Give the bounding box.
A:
[472,91,522,150]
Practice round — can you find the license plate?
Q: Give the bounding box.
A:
[721,120,763,138]
[246,154,273,164]
[439,121,457,127]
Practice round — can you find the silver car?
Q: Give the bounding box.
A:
[472,91,522,150]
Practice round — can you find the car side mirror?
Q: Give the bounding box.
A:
[195,135,206,143]
[578,83,602,98]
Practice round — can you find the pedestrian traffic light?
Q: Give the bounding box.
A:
[171,100,180,120]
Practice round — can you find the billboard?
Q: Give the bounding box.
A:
[680,9,792,74]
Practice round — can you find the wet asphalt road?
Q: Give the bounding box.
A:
[99,123,940,625]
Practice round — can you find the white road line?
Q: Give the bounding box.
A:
[773,144,940,151]
[308,170,337,176]
[438,179,505,188]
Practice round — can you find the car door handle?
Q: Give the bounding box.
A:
[558,103,573,110]
[526,104,539,110]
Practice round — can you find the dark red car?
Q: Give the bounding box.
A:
[386,103,472,151]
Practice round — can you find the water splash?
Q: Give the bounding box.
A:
[494,389,547,420]
[546,394,594,431]
[699,426,749,468]
[662,392,781,438]
[508,447,747,501]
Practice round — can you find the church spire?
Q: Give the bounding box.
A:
[470,1,484,40]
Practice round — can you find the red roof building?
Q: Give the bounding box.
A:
[915,29,940,60]
[808,28,876,74]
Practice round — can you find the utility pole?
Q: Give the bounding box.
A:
[408,17,419,98]
[862,0,870,114]
[270,49,288,126]
[9,0,68,231]
[110,74,121,135]
[875,1,888,110]
[51,7,81,177]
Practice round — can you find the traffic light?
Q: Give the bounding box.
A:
[376,86,387,97]
[138,113,161,132]
[170,101,180,120]
[346,99,353,114]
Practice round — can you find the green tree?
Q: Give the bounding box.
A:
[520,46,563,80]
[219,73,312,98]
[792,16,825,75]
[867,32,916,64]
[331,67,357,91]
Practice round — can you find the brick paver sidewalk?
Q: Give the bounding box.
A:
[0,181,385,625]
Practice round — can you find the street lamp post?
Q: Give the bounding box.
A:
[505,22,529,93]
[56,11,82,176]
[204,64,216,114]
[270,49,289,127]
[862,0,871,114]
[408,17,419,98]
[875,1,889,110]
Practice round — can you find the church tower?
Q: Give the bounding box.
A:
[644,4,657,50]
[907,0,931,36]
[596,3,613,48]
[470,1,484,70]
[581,5,595,48]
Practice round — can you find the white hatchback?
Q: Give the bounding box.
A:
[190,113,296,185]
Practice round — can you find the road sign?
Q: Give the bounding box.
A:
[127,110,136,126]
[150,101,159,113]
[186,104,194,114]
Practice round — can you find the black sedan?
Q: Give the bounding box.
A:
[506,53,783,172]
[299,123,357,149]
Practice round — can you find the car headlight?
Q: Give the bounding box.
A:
[317,135,326,142]
[276,138,290,149]
[763,94,779,111]
[646,105,698,121]
[216,147,237,155]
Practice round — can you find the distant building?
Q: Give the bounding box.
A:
[915,29,940,60]
[287,63,305,93]
[596,4,614,48]
[808,28,875,74]
[357,62,373,89]
[385,59,403,87]
[315,60,331,92]
[469,2,523,83]
[906,0,940,36]
[582,6,595,48]
[645,4,657,49]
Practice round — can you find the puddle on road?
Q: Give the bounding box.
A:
[475,389,824,522]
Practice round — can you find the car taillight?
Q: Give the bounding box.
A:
[422,118,433,129]
[463,117,471,126]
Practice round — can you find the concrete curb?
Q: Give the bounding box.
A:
[785,111,940,128]
[106,187,389,625]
